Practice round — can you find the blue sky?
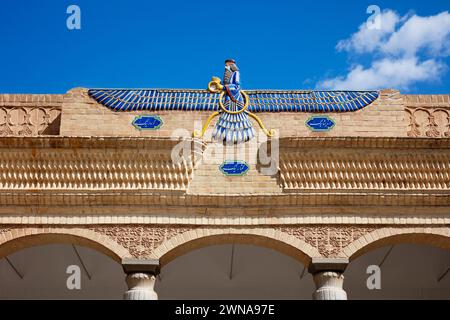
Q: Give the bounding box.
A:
[1,0,449,94]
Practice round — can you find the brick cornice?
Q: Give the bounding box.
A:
[0,94,64,107]
[0,136,449,149]
[0,136,190,149]
[0,191,448,207]
[279,137,450,149]
[0,136,448,207]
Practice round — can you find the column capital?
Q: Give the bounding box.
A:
[307,258,349,275]
[122,259,160,300]
[122,258,160,275]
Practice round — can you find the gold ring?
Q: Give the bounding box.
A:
[208,81,219,93]
[218,91,249,114]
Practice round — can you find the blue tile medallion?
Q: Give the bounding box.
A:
[219,160,249,176]
[132,115,163,130]
[305,115,336,132]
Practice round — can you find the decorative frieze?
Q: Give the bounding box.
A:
[0,106,61,136]
[275,225,377,257]
[90,225,195,259]
[0,224,374,259]
[0,137,447,206]
[1,224,447,261]
[0,94,62,136]
[0,147,194,191]
[279,149,450,191]
[405,94,450,137]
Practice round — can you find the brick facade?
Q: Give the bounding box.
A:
[0,88,448,269]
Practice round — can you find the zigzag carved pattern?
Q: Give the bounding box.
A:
[0,150,194,190]
[279,151,450,190]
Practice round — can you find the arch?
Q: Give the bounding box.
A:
[341,227,450,260]
[150,228,321,266]
[0,227,130,263]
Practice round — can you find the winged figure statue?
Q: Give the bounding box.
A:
[89,59,379,144]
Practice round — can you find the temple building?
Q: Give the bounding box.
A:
[0,63,449,299]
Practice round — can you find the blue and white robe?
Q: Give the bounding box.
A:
[212,70,255,143]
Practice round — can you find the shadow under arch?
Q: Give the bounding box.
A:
[150,228,321,267]
[342,227,450,261]
[0,227,129,263]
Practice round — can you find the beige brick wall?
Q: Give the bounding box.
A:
[187,143,282,195]
[2,89,450,139]
[60,88,408,138]
[0,90,448,265]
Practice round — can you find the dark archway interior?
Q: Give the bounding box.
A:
[0,243,449,299]
[346,243,450,299]
[0,244,125,299]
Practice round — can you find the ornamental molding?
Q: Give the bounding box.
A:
[0,94,63,137]
[0,136,447,206]
[405,95,450,138]
[1,224,448,260]
[90,225,194,259]
[279,148,450,191]
[0,191,448,207]
[0,148,194,191]
[0,136,449,149]
[406,107,450,138]
[275,225,378,257]
[0,105,61,137]
[0,214,447,226]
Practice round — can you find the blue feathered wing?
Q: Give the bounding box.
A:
[88,89,379,143]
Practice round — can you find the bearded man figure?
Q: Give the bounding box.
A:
[212,59,256,143]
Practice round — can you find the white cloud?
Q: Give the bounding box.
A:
[318,10,450,90]
[383,11,450,57]
[318,57,445,90]
[336,10,400,54]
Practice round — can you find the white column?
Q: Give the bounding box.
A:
[308,258,348,301]
[124,272,158,300]
[122,259,160,301]
[312,271,347,300]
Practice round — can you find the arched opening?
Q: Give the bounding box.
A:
[151,230,319,299]
[0,228,130,299]
[156,244,315,299]
[343,230,450,299]
[152,228,320,267]
[343,228,450,261]
[0,227,320,299]
[0,244,126,299]
[0,228,129,262]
